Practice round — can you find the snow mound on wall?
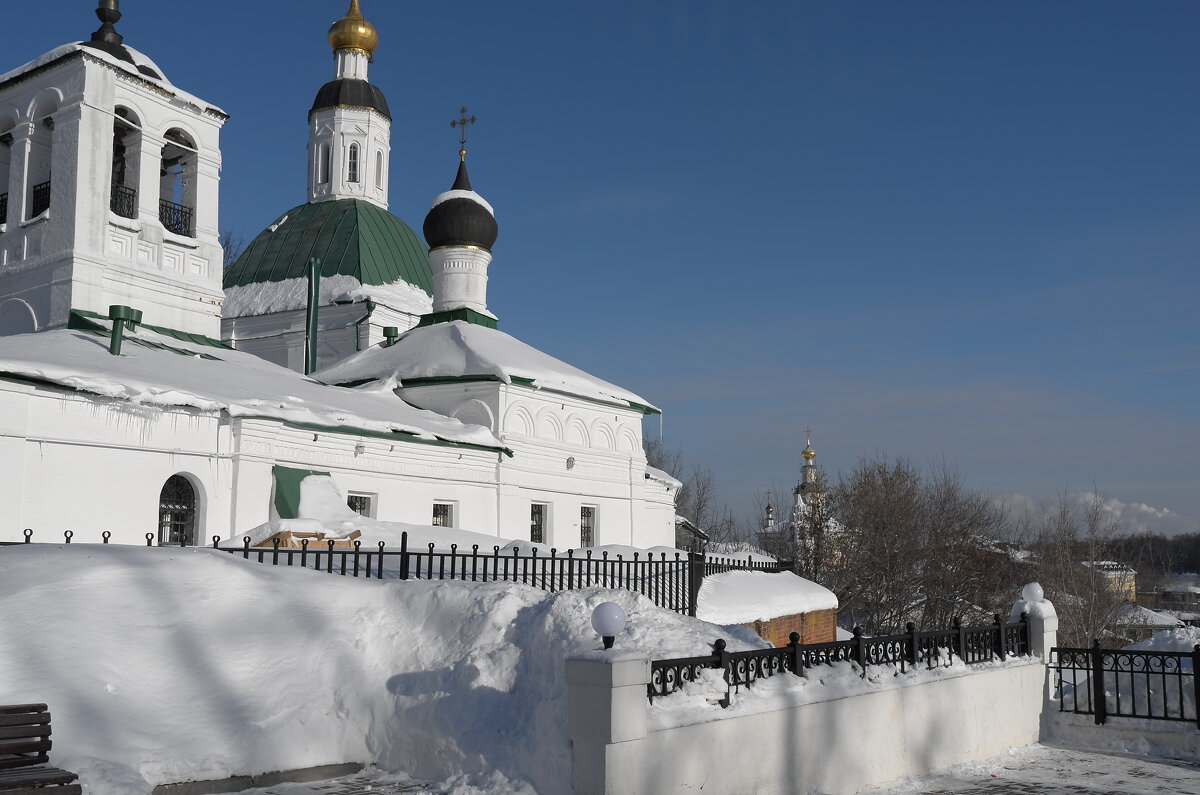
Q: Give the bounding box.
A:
[697,570,838,624]
[0,545,762,794]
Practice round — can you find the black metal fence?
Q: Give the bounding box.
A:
[159,198,193,236]
[649,615,1030,708]
[1051,642,1199,728]
[110,182,137,219]
[3,529,791,618]
[30,180,51,217]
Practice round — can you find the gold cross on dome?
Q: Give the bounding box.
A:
[450,106,477,155]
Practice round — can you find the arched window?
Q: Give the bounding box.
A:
[347,143,359,183]
[158,475,197,546]
[374,150,383,189]
[0,111,15,227]
[110,107,140,219]
[26,95,59,220]
[319,143,331,184]
[159,128,198,236]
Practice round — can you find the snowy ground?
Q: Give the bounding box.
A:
[862,744,1200,794]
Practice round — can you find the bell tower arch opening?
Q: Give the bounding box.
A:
[159,127,197,236]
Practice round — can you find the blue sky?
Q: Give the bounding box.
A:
[12,1,1198,535]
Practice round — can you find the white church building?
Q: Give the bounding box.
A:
[0,1,678,549]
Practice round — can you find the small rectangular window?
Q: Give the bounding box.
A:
[531,503,548,545]
[432,501,454,528]
[347,144,359,183]
[319,144,331,184]
[580,506,596,548]
[347,493,374,518]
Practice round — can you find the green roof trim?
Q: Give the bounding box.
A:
[272,465,330,519]
[224,200,433,294]
[68,309,231,350]
[415,308,498,329]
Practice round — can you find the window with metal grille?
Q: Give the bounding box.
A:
[580,506,596,547]
[347,144,359,183]
[531,503,547,545]
[347,493,373,517]
[432,502,453,527]
[159,475,196,546]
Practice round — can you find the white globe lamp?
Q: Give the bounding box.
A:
[591,602,627,650]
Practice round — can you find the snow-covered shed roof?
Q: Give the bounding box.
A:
[314,320,660,413]
[697,570,838,625]
[0,324,502,451]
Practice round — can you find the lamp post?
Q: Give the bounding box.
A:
[591,602,627,650]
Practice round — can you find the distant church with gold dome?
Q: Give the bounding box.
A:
[0,2,678,550]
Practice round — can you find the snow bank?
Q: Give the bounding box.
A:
[0,328,499,449]
[1126,626,1200,654]
[1114,603,1184,628]
[696,570,837,624]
[0,544,762,794]
[314,321,657,411]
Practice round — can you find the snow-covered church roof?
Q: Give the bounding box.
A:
[0,323,501,450]
[313,320,659,413]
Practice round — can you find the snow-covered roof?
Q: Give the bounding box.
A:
[697,570,838,624]
[222,273,432,318]
[0,43,225,118]
[314,320,659,412]
[1113,604,1184,628]
[1081,560,1136,575]
[646,465,682,488]
[0,326,501,450]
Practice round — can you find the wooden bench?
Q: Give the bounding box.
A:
[0,704,81,793]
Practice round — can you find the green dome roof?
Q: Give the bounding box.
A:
[224,200,432,293]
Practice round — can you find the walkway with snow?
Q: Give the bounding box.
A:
[864,744,1200,794]
[241,744,1200,794]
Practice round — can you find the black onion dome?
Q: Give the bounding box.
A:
[310,78,391,120]
[422,160,499,252]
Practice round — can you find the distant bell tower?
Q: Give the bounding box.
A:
[793,430,826,518]
[308,0,391,209]
[0,1,227,338]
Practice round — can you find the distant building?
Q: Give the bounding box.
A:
[1081,560,1138,601]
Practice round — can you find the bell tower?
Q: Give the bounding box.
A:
[308,1,391,210]
[0,1,227,338]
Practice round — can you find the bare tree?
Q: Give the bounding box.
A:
[644,439,740,546]
[220,229,244,269]
[1028,491,1129,646]
[822,456,1017,634]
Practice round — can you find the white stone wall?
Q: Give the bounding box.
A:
[400,380,675,548]
[221,301,424,374]
[0,49,225,338]
[567,657,1047,795]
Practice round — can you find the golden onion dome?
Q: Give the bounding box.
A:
[328,0,379,56]
[802,443,816,461]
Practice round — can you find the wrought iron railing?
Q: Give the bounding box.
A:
[4,529,793,617]
[0,192,7,225]
[1051,642,1199,728]
[30,180,51,217]
[159,198,193,236]
[649,616,1031,708]
[110,183,137,219]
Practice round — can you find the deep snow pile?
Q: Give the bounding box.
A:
[0,544,763,794]
[1126,625,1200,654]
